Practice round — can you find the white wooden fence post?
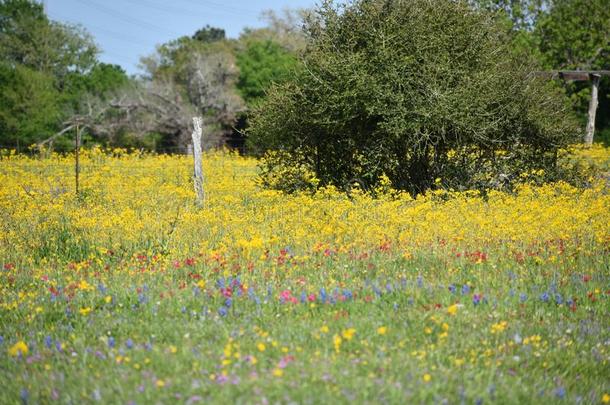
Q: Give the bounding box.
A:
[584,74,601,147]
[191,117,205,206]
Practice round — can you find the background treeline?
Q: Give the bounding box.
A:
[0,0,608,154]
[0,0,304,152]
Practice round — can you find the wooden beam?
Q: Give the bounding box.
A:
[533,70,610,81]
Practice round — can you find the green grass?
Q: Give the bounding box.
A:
[1,248,608,404]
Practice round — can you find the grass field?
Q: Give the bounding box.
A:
[1,146,609,404]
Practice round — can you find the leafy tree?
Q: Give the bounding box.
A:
[193,25,225,43]
[249,0,579,195]
[236,39,298,106]
[122,37,243,150]
[0,0,97,78]
[0,0,100,148]
[0,63,61,148]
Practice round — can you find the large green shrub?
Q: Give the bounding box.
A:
[248,0,579,194]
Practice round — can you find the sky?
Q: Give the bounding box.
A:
[45,0,316,75]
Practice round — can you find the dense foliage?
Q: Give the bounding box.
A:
[0,0,129,150]
[249,0,580,194]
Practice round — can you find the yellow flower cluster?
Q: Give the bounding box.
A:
[0,146,608,269]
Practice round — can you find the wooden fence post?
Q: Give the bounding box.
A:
[584,74,601,146]
[191,117,205,206]
[75,123,81,196]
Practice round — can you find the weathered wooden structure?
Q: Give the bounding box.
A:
[537,70,609,146]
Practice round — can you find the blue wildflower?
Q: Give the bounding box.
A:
[44,335,52,349]
[319,288,327,303]
[300,291,307,303]
[218,306,228,317]
[520,293,527,303]
[555,387,566,399]
[126,339,134,349]
[540,292,550,303]
[20,388,28,405]
[448,284,456,294]
[108,337,115,348]
[224,298,232,308]
[417,275,423,288]
[555,294,563,305]
[462,284,471,295]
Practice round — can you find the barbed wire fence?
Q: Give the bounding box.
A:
[0,131,258,205]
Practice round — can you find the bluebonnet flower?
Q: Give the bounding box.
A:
[566,298,574,307]
[97,283,107,294]
[319,288,327,303]
[300,291,307,303]
[108,337,115,348]
[126,339,134,349]
[555,387,566,399]
[385,283,393,293]
[448,284,456,294]
[540,292,550,303]
[0,335,4,345]
[225,298,232,308]
[417,275,423,288]
[138,293,147,304]
[44,335,52,349]
[373,285,382,297]
[520,293,528,303]
[218,306,228,317]
[216,278,225,289]
[555,294,563,305]
[181,306,187,314]
[193,286,201,297]
[55,340,62,352]
[343,289,353,300]
[20,388,28,405]
[329,296,336,304]
[462,284,471,295]
[473,294,482,305]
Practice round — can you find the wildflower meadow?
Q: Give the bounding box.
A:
[0,146,609,404]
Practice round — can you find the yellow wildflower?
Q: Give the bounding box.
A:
[8,341,28,357]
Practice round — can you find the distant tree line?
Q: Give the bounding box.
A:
[0,0,303,152]
[0,0,608,156]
